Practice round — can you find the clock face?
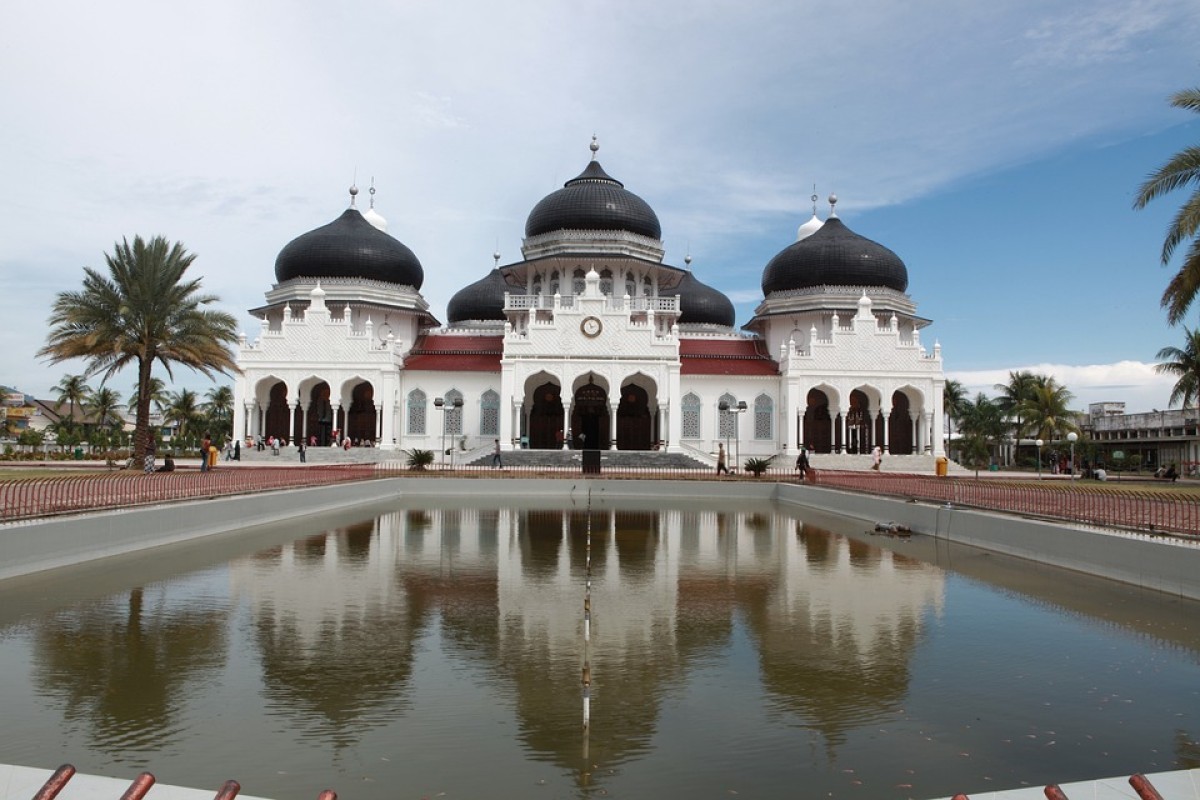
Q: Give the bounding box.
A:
[581,316,602,337]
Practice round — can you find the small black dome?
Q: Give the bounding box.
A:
[447,269,508,323]
[664,271,736,327]
[761,217,907,295]
[525,160,662,240]
[275,209,424,288]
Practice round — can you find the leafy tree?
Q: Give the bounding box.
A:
[53,374,91,432]
[37,236,239,461]
[1133,86,1200,325]
[1020,376,1079,443]
[1156,326,1200,412]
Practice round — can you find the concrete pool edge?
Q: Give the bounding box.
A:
[2,477,1198,600]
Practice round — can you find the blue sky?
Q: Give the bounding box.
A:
[1,0,1198,412]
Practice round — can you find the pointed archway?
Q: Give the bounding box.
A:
[889,391,914,454]
[571,379,610,449]
[347,382,377,444]
[265,382,291,442]
[846,390,871,454]
[803,388,833,454]
[306,383,334,446]
[529,382,564,449]
[616,383,653,450]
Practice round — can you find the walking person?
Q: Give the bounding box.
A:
[298,440,306,463]
[492,439,502,468]
[716,443,729,475]
[795,446,809,479]
[871,445,882,471]
[200,434,211,473]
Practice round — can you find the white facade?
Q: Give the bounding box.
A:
[233,155,946,464]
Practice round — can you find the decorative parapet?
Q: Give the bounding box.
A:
[521,228,665,261]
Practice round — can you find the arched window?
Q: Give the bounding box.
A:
[599,269,613,295]
[681,393,702,439]
[754,394,774,440]
[407,389,427,435]
[625,272,636,297]
[573,268,586,295]
[549,270,560,295]
[480,389,500,436]
[445,389,464,435]
[718,392,737,440]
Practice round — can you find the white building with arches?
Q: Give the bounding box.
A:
[233,141,945,465]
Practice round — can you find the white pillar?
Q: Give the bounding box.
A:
[609,403,618,450]
[882,411,891,453]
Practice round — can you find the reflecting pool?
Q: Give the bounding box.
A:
[0,497,1198,800]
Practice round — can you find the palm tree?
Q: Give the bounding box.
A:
[1133,86,1200,324]
[53,374,91,429]
[957,393,1005,477]
[994,370,1037,463]
[128,376,169,419]
[1020,377,1078,443]
[204,385,234,440]
[1156,326,1200,412]
[943,378,967,458]
[86,385,124,431]
[164,388,205,446]
[37,236,240,460]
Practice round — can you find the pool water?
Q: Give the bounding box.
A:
[0,497,1197,800]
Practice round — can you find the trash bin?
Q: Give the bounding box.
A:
[935,456,948,477]
[73,447,83,461]
[582,450,601,475]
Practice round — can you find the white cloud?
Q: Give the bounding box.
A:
[949,360,1180,413]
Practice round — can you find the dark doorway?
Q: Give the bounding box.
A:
[347,382,377,444]
[803,389,833,454]
[529,382,564,449]
[306,383,334,446]
[616,383,653,450]
[571,378,609,449]
[265,382,291,442]
[889,392,914,454]
[847,390,871,454]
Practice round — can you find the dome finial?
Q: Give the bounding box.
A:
[493,248,501,267]
[811,184,819,216]
[828,193,838,218]
[369,177,377,209]
[349,183,359,208]
[590,134,599,160]
[684,240,693,267]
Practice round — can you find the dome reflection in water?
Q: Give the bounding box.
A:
[2,499,1199,800]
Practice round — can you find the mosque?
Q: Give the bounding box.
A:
[232,139,946,464]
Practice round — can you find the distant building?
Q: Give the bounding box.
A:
[1082,402,1200,475]
[233,140,946,464]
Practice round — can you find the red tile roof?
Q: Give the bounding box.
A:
[679,338,779,376]
[404,334,503,372]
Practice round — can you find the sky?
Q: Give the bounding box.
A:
[2,0,1199,414]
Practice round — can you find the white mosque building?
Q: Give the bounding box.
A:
[232,140,946,465]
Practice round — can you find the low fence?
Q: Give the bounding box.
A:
[808,470,1200,537]
[2,464,1198,536]
[0,466,376,522]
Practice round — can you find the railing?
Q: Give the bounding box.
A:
[806,469,1200,538]
[3,464,1197,536]
[0,466,376,522]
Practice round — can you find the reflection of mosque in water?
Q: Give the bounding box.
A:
[229,507,944,768]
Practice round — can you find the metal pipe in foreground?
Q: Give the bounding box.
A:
[119,772,156,800]
[1129,774,1164,800]
[31,764,76,800]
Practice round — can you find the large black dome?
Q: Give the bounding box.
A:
[664,271,736,327]
[447,269,508,323]
[761,217,907,295]
[525,160,662,240]
[275,208,424,288]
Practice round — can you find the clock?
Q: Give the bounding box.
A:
[580,316,603,338]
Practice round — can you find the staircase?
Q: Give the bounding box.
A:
[465,448,710,470]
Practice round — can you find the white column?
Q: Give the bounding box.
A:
[924,411,933,453]
[882,411,891,453]
[609,403,618,450]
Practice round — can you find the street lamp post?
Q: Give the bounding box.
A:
[1067,431,1078,479]
[718,400,748,471]
[433,397,464,471]
[1036,438,1044,479]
